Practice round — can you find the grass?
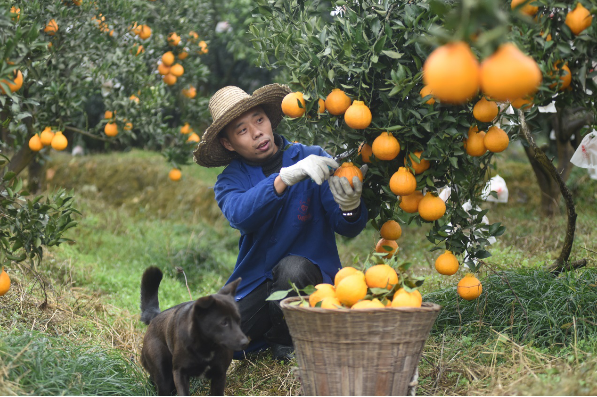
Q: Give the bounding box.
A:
[2,146,597,395]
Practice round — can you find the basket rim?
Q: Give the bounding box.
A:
[280,296,441,313]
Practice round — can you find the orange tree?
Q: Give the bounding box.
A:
[0,0,213,277]
[250,0,595,274]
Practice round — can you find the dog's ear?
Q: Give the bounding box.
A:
[194,295,214,309]
[218,277,241,296]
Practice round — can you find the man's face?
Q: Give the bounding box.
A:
[219,106,277,163]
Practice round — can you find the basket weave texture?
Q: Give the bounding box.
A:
[281,297,441,396]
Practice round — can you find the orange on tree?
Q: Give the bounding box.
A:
[104,110,114,119]
[281,92,306,118]
[484,126,509,153]
[40,127,55,146]
[51,131,68,151]
[418,192,446,221]
[375,238,398,259]
[391,288,422,308]
[309,283,336,307]
[511,0,539,16]
[169,64,184,77]
[317,98,325,113]
[510,96,533,110]
[162,51,175,66]
[187,132,200,142]
[104,122,118,137]
[479,43,542,101]
[324,88,351,115]
[344,100,372,129]
[163,74,177,85]
[139,25,152,40]
[198,40,208,54]
[404,151,430,174]
[359,142,373,163]
[380,220,402,240]
[565,3,593,35]
[457,274,483,300]
[132,43,144,56]
[549,62,572,91]
[124,122,133,131]
[473,97,499,123]
[420,85,435,105]
[334,266,361,286]
[29,135,43,152]
[435,250,459,275]
[168,32,181,46]
[10,7,20,21]
[335,274,368,307]
[464,126,487,157]
[0,268,10,296]
[129,94,140,103]
[333,162,363,188]
[352,299,385,309]
[182,86,196,98]
[390,167,417,196]
[399,191,424,213]
[169,168,182,181]
[44,19,59,35]
[371,131,400,160]
[365,264,399,290]
[180,123,192,134]
[0,70,23,94]
[188,31,199,41]
[158,63,171,75]
[422,41,480,104]
[178,49,189,60]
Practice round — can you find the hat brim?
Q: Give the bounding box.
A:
[193,84,292,168]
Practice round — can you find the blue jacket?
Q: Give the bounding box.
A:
[214,136,368,301]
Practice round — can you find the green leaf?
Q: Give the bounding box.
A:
[381,50,403,59]
[266,289,292,301]
[3,171,16,181]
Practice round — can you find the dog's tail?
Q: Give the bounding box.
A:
[140,266,163,325]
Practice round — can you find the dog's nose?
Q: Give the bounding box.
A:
[239,336,249,350]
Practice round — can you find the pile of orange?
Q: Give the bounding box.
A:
[29,127,68,152]
[159,50,184,86]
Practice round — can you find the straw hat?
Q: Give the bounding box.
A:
[193,84,292,167]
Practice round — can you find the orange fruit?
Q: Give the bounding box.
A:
[549,62,572,91]
[404,151,430,174]
[412,289,423,306]
[104,110,114,119]
[418,192,446,221]
[479,43,542,101]
[317,98,325,113]
[457,274,483,300]
[51,131,68,151]
[178,50,189,60]
[281,92,306,118]
[163,74,177,85]
[391,288,421,308]
[435,250,459,275]
[380,220,402,240]
[180,123,192,134]
[157,63,171,76]
[372,132,400,161]
[484,126,509,153]
[182,86,196,98]
[133,44,144,56]
[334,267,361,287]
[565,3,593,35]
[473,97,499,123]
[309,283,336,307]
[352,299,385,310]
[139,25,152,40]
[124,122,133,131]
[104,122,118,137]
[510,97,533,110]
[130,94,140,103]
[10,7,20,21]
[335,274,368,307]
[168,32,180,46]
[169,64,184,77]
[320,296,342,309]
[511,0,538,16]
[325,88,351,115]
[390,167,417,196]
[359,142,373,163]
[189,31,199,41]
[344,100,372,129]
[198,40,208,54]
[0,70,23,94]
[420,85,435,105]
[40,127,55,146]
[169,168,182,181]
[375,238,398,259]
[333,162,363,188]
[423,41,480,104]
[365,264,399,290]
[29,135,43,151]
[44,19,58,35]
[464,126,487,157]
[187,132,200,142]
[399,191,424,213]
[0,268,10,296]
[162,51,175,66]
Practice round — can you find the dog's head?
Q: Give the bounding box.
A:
[192,278,249,351]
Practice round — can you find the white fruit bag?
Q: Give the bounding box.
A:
[571,132,597,170]
[481,175,509,203]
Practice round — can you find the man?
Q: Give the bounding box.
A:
[193,84,368,361]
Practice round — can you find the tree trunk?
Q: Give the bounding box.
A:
[27,156,43,194]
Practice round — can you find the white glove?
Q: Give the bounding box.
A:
[279,155,338,186]
[329,165,367,211]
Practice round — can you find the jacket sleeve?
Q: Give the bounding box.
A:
[214,172,287,234]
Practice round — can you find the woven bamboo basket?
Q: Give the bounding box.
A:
[280,297,441,396]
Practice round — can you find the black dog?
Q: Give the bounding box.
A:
[140,266,249,396]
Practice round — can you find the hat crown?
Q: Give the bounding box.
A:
[209,86,250,122]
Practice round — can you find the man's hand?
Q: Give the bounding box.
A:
[279,155,339,186]
[329,164,367,211]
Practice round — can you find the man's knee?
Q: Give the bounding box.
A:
[272,255,322,289]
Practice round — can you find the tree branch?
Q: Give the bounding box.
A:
[64,126,110,142]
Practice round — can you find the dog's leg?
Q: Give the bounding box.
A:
[209,373,226,396]
[172,369,190,396]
